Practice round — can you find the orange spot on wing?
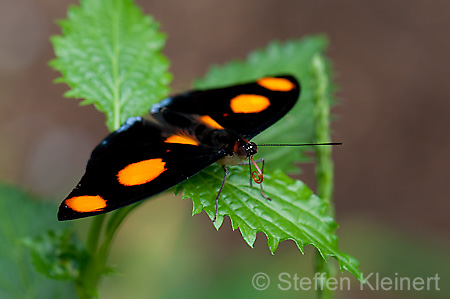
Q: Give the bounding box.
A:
[200,115,224,129]
[65,195,107,213]
[165,135,198,146]
[117,158,166,186]
[230,94,270,113]
[257,77,296,91]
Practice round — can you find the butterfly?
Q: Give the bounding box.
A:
[58,75,300,221]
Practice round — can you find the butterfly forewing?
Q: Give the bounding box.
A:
[152,75,300,139]
[58,118,225,220]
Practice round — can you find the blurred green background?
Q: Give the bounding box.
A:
[0,0,448,298]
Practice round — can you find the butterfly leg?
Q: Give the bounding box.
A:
[213,165,230,222]
[249,158,253,188]
[238,159,254,187]
[238,159,253,187]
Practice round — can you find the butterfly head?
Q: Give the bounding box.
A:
[234,139,257,159]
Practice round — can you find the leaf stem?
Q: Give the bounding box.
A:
[311,53,336,299]
[111,0,123,132]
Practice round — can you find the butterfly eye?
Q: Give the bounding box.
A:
[234,141,257,158]
[246,142,258,157]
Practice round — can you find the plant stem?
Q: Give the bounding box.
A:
[76,215,106,298]
[311,53,336,299]
[86,214,106,255]
[97,204,139,268]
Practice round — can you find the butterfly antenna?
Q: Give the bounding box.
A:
[258,142,342,147]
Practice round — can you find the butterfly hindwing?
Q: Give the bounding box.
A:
[58,117,225,220]
[151,75,300,139]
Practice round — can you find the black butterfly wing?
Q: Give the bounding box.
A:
[58,117,225,220]
[151,75,300,139]
[59,75,300,220]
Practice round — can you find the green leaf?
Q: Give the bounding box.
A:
[50,0,172,131]
[180,36,361,280]
[23,229,87,281]
[195,36,335,173]
[178,166,362,281]
[0,183,76,298]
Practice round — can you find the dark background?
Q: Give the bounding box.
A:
[0,0,448,298]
